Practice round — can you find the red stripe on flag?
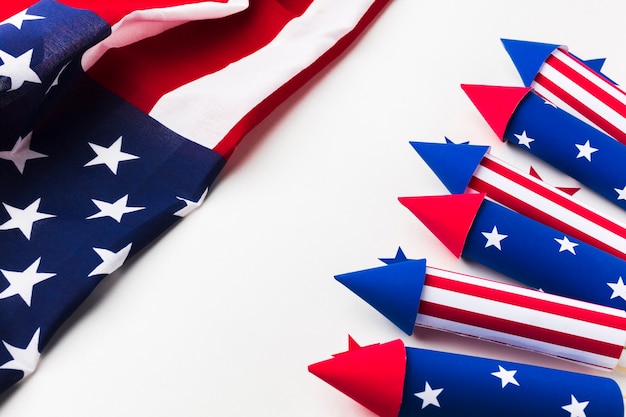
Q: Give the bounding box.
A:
[424,273,626,330]
[87,1,313,114]
[478,156,626,242]
[214,0,390,158]
[535,72,626,144]
[418,300,623,363]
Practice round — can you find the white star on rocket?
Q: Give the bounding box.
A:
[555,236,578,255]
[0,258,55,306]
[514,130,535,148]
[608,277,626,300]
[544,99,558,108]
[481,226,507,250]
[88,243,132,277]
[0,48,41,91]
[1,9,45,30]
[86,195,144,223]
[84,136,139,174]
[491,365,520,388]
[575,140,598,162]
[414,381,443,409]
[614,186,626,201]
[0,132,47,174]
[0,328,41,378]
[0,198,55,239]
[562,395,589,417]
[174,188,209,217]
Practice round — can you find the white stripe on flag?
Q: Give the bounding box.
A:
[148,0,377,149]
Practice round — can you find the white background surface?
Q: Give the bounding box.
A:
[2,1,626,415]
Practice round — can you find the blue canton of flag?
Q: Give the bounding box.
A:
[0,0,110,150]
[0,3,224,394]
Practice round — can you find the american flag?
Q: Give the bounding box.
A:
[399,193,626,311]
[308,338,625,417]
[462,84,626,210]
[336,249,626,370]
[0,0,390,395]
[410,140,626,261]
[502,38,626,144]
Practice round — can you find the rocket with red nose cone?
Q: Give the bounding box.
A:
[398,193,626,311]
[308,337,624,417]
[462,84,626,210]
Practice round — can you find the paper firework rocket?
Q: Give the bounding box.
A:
[308,337,624,417]
[461,84,626,210]
[410,140,626,261]
[0,0,389,395]
[501,38,626,144]
[398,193,626,311]
[335,248,626,369]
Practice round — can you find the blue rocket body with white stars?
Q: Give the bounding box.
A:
[462,84,626,210]
[399,193,626,311]
[309,338,624,417]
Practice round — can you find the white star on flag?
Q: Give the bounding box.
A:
[562,395,589,417]
[481,226,507,250]
[88,243,133,277]
[0,132,47,174]
[174,188,209,217]
[555,236,578,255]
[614,185,626,201]
[84,136,139,174]
[1,9,45,30]
[0,198,55,240]
[575,140,598,162]
[514,130,535,148]
[491,365,520,388]
[45,61,70,94]
[414,381,443,409]
[86,195,145,223]
[0,328,41,377]
[608,277,626,300]
[0,48,41,91]
[0,258,55,306]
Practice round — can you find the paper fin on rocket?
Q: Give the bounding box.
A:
[335,259,426,335]
[308,338,406,417]
[398,193,485,258]
[500,38,561,86]
[410,141,490,194]
[461,84,530,141]
[529,166,580,196]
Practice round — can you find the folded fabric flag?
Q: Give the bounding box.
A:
[309,337,624,417]
[398,193,626,311]
[0,0,390,395]
[335,248,626,369]
[410,140,626,261]
[501,38,626,144]
[462,84,626,210]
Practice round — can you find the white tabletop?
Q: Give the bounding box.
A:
[2,1,626,416]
